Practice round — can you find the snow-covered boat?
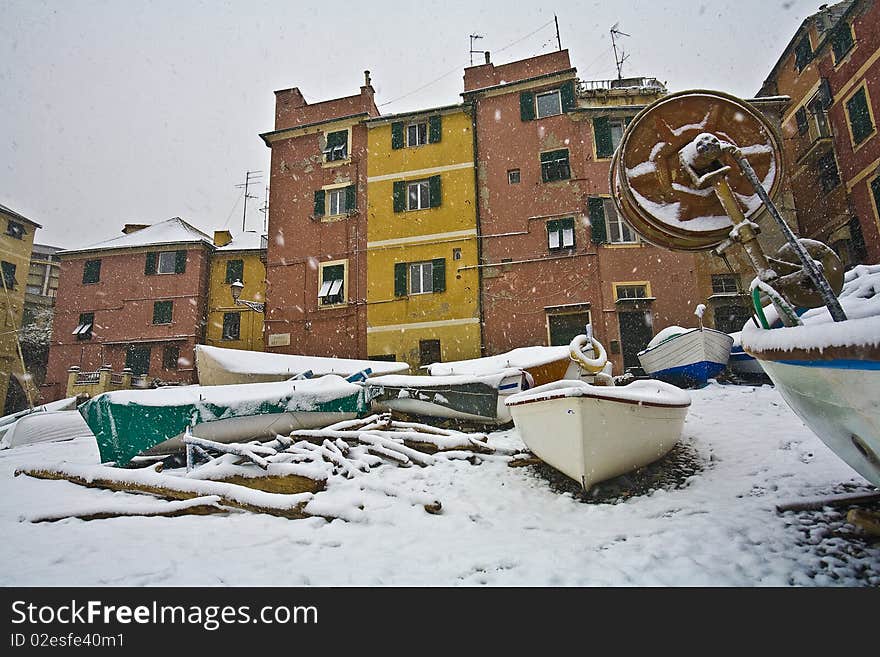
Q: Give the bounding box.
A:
[194,344,409,386]
[0,411,93,450]
[365,368,530,426]
[79,375,368,466]
[741,264,880,487]
[726,331,766,379]
[425,345,574,386]
[637,325,733,388]
[506,336,691,491]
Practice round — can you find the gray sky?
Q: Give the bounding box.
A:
[2,0,822,249]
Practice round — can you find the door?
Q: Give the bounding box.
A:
[618,311,653,372]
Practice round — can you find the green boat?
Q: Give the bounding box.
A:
[79,375,367,466]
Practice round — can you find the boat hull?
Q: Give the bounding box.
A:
[638,328,733,387]
[728,348,766,378]
[756,358,880,487]
[507,381,690,490]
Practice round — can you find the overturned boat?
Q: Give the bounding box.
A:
[425,345,574,386]
[79,375,367,466]
[637,325,733,388]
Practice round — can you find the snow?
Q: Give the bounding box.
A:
[646,325,693,349]
[427,345,569,376]
[214,231,265,251]
[742,263,880,354]
[368,368,522,389]
[506,378,692,408]
[0,382,876,586]
[61,217,212,254]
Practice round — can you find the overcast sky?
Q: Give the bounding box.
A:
[2,0,824,250]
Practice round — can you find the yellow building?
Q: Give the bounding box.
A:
[205,230,266,353]
[0,203,40,414]
[365,105,481,371]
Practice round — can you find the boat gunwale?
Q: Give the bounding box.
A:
[505,387,691,409]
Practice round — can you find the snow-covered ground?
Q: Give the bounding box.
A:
[0,382,877,586]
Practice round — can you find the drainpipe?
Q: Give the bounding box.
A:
[469,97,487,357]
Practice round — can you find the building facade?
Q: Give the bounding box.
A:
[0,203,40,414]
[205,230,266,353]
[364,105,481,370]
[259,72,379,360]
[44,218,213,400]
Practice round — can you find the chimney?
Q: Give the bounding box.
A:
[361,69,375,104]
[485,51,491,64]
[122,223,149,234]
[213,230,233,247]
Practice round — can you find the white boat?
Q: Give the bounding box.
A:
[426,345,574,386]
[365,369,530,426]
[195,344,409,386]
[741,264,880,487]
[505,372,691,491]
[637,325,734,388]
[0,411,93,450]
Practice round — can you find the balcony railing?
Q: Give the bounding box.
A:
[578,77,666,94]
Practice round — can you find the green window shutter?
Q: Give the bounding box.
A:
[391,122,404,149]
[428,115,442,143]
[153,300,173,324]
[520,91,535,121]
[547,219,560,248]
[394,262,408,296]
[145,252,158,275]
[314,189,325,217]
[588,197,607,245]
[225,259,244,284]
[431,258,446,293]
[83,259,101,284]
[560,80,576,112]
[593,117,613,158]
[831,25,854,63]
[175,250,187,273]
[345,184,357,211]
[846,88,874,145]
[795,107,808,135]
[819,78,833,110]
[429,175,442,208]
[393,181,406,213]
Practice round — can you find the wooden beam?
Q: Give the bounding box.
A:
[776,491,880,513]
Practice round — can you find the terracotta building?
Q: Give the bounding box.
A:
[758,0,879,266]
[44,218,214,400]
[259,72,379,359]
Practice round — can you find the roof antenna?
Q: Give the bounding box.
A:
[235,170,263,232]
[610,23,630,81]
[554,14,562,50]
[469,34,486,65]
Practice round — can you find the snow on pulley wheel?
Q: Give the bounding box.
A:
[610,90,784,251]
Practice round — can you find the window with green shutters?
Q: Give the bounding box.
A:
[521,82,575,121]
[547,218,575,250]
[322,130,348,161]
[593,117,628,158]
[314,189,326,217]
[126,345,151,375]
[153,300,173,325]
[394,259,445,296]
[318,263,345,306]
[846,86,875,146]
[73,312,94,340]
[818,151,840,193]
[831,23,854,64]
[428,115,442,143]
[83,259,101,284]
[1,261,16,290]
[146,250,186,275]
[391,122,405,149]
[535,90,562,118]
[398,176,441,211]
[225,259,244,284]
[520,91,536,122]
[222,312,240,340]
[587,197,607,245]
[407,121,428,146]
[794,34,813,72]
[5,220,24,239]
[540,149,570,183]
[315,186,356,218]
[795,107,809,136]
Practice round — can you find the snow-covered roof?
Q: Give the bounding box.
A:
[0,202,42,228]
[215,231,266,252]
[60,217,213,255]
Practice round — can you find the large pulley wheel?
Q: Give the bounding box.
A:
[611,90,785,251]
[772,239,845,308]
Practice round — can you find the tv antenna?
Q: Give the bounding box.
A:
[235,170,263,232]
[610,23,630,81]
[469,34,486,65]
[258,185,269,233]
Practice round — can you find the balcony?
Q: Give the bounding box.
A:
[797,110,834,164]
[578,77,667,96]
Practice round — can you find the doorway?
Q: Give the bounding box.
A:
[618,311,653,371]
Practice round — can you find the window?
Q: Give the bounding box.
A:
[1,261,16,290]
[146,250,187,275]
[540,149,570,183]
[394,259,445,296]
[548,311,591,346]
[163,345,180,370]
[602,198,637,244]
[593,117,629,158]
[795,107,809,135]
[126,346,151,375]
[322,130,348,161]
[831,23,854,64]
[419,339,441,367]
[222,312,241,340]
[711,274,740,295]
[508,169,521,184]
[794,35,813,72]
[225,259,244,284]
[152,300,173,325]
[409,261,434,295]
[318,263,345,306]
[5,221,25,239]
[818,151,841,193]
[407,122,428,146]
[314,185,356,218]
[609,120,625,153]
[616,284,648,300]
[846,87,875,146]
[407,180,431,210]
[452,248,462,261]
[536,90,562,118]
[547,218,575,250]
[328,188,347,216]
[83,259,101,284]
[72,312,94,340]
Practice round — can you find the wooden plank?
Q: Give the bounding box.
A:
[847,509,880,537]
[29,497,230,523]
[775,491,880,512]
